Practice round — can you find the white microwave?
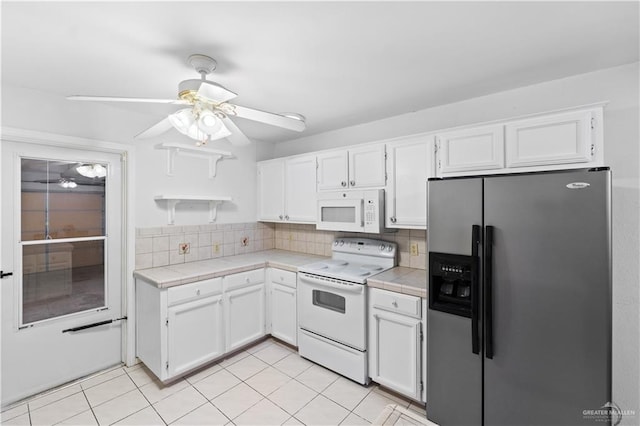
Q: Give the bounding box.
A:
[316,189,385,233]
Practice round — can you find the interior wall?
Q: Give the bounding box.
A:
[276,62,640,423]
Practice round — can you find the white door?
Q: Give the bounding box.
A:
[257,160,284,221]
[167,294,224,378]
[348,144,386,189]
[284,155,317,223]
[224,283,265,352]
[386,136,433,229]
[271,282,297,346]
[369,309,422,400]
[1,141,124,405]
[317,151,348,191]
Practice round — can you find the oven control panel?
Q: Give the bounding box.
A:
[332,238,397,258]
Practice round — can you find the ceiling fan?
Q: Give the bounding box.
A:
[67,54,306,146]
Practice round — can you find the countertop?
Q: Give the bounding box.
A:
[134,250,427,298]
[367,267,428,298]
[133,250,326,288]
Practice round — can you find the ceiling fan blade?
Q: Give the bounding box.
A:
[135,117,174,139]
[230,104,306,132]
[67,95,189,105]
[219,116,252,146]
[196,81,238,103]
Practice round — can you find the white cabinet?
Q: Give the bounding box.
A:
[317,145,386,191]
[368,288,423,401]
[167,293,224,378]
[435,106,604,177]
[435,124,505,175]
[257,155,317,223]
[224,269,266,353]
[385,135,434,229]
[284,156,317,222]
[136,277,224,382]
[505,109,598,168]
[257,160,285,221]
[267,268,297,346]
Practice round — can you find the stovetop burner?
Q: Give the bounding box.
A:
[299,238,397,284]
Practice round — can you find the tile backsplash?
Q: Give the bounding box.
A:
[274,223,427,270]
[135,222,426,270]
[135,222,275,270]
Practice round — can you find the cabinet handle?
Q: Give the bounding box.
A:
[350,180,355,186]
[341,181,347,187]
[245,277,251,283]
[196,289,201,296]
[285,215,289,220]
[279,215,283,220]
[390,216,397,223]
[392,301,398,307]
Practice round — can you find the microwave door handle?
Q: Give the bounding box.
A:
[360,199,364,227]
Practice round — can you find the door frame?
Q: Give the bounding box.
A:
[0,127,137,367]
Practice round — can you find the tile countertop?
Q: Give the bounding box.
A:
[133,249,326,288]
[134,249,427,298]
[367,267,428,299]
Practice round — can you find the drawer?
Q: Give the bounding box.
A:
[168,277,222,306]
[224,269,264,291]
[269,268,296,289]
[370,288,421,318]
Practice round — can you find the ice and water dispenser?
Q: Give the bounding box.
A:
[429,252,477,318]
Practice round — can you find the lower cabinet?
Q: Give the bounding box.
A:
[267,268,297,346]
[167,293,224,378]
[136,269,266,382]
[368,288,424,401]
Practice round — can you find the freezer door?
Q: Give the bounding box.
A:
[483,169,611,425]
[427,178,483,426]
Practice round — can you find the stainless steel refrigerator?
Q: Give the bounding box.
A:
[426,168,611,426]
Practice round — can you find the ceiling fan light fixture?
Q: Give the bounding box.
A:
[76,163,106,178]
[58,179,77,189]
[197,109,221,133]
[168,108,195,135]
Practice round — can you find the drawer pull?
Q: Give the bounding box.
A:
[196,289,201,296]
[392,301,398,307]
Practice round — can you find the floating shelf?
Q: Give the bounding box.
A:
[154,195,232,224]
[155,142,233,178]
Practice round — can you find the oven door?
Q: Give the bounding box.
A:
[298,273,366,351]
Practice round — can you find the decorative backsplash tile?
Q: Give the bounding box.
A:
[135,222,275,270]
[135,221,426,270]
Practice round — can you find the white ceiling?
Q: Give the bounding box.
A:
[2,1,638,144]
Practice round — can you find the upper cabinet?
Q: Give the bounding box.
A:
[257,155,317,223]
[385,135,434,229]
[317,145,386,191]
[435,124,505,175]
[435,105,604,177]
[504,109,598,168]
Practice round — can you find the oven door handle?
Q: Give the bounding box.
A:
[299,274,364,294]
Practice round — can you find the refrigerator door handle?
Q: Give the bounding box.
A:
[471,225,481,355]
[485,225,494,359]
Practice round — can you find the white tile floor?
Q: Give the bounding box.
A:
[1,338,427,426]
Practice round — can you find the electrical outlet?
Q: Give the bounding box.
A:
[410,243,419,256]
[179,243,190,255]
[213,243,220,254]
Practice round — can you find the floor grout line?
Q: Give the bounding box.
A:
[80,390,99,426]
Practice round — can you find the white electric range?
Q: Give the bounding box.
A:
[297,237,397,384]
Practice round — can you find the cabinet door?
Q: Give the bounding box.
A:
[348,144,386,189]
[224,283,265,352]
[505,109,595,168]
[386,136,433,229]
[284,155,317,223]
[369,308,422,400]
[167,294,224,378]
[436,124,504,175]
[317,151,348,191]
[257,160,285,221]
[270,282,297,346]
